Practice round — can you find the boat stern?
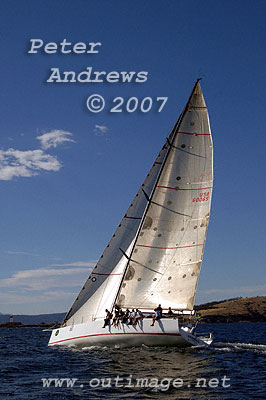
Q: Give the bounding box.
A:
[179,326,213,347]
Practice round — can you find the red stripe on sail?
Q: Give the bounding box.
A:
[156,186,212,191]
[189,106,207,109]
[136,244,204,250]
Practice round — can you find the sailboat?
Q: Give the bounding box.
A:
[48,79,213,348]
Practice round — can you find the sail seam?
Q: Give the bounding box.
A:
[124,216,142,220]
[91,272,123,276]
[189,181,213,185]
[176,147,206,158]
[178,131,210,135]
[180,260,202,266]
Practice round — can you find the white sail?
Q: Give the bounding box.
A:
[64,138,171,325]
[65,80,213,326]
[118,81,213,311]
[65,238,136,325]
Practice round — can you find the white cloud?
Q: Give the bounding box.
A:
[0,129,75,181]
[0,266,92,312]
[0,148,61,180]
[199,285,266,296]
[0,290,77,306]
[0,267,89,291]
[6,251,40,257]
[37,130,75,150]
[50,261,96,267]
[94,125,108,136]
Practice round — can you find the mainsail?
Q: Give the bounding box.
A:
[65,80,213,326]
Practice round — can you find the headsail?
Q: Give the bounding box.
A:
[64,135,172,325]
[64,80,213,325]
[117,80,213,311]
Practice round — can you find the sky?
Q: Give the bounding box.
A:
[0,0,265,314]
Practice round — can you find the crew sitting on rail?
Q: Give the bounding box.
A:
[114,309,125,327]
[167,307,174,317]
[157,304,163,316]
[102,309,112,328]
[122,309,130,324]
[150,304,163,326]
[112,305,121,326]
[133,309,144,325]
[128,309,136,325]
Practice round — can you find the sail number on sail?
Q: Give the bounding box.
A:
[192,191,210,202]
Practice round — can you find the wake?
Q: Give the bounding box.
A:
[211,342,266,354]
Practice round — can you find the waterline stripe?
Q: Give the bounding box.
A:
[49,331,181,345]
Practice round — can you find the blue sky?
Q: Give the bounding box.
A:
[0,0,265,314]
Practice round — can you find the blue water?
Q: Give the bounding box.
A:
[0,323,265,399]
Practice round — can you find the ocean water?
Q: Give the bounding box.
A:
[0,323,265,400]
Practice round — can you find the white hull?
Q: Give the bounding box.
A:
[48,318,212,348]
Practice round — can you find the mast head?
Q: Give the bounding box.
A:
[190,79,206,108]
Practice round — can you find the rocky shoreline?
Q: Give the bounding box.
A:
[195,296,266,323]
